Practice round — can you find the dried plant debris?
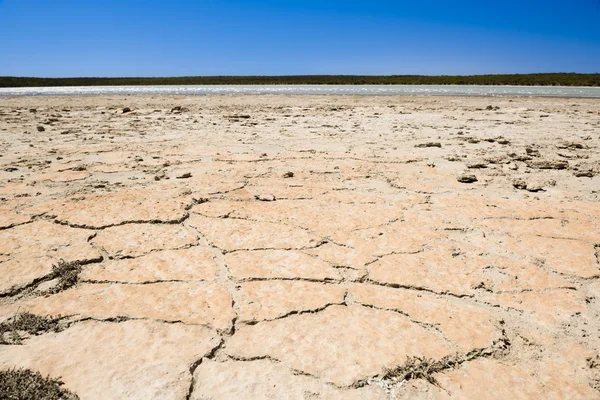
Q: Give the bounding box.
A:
[0,313,63,345]
[588,356,600,392]
[383,356,453,388]
[382,341,509,389]
[49,260,83,294]
[0,368,79,400]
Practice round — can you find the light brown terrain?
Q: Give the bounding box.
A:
[0,94,599,399]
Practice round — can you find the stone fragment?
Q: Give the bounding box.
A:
[237,280,346,322]
[525,183,545,192]
[80,246,218,283]
[415,142,442,148]
[526,159,568,169]
[512,179,546,192]
[0,320,220,400]
[457,173,478,183]
[34,171,89,182]
[6,282,234,330]
[466,161,488,169]
[225,305,451,386]
[192,359,386,400]
[170,106,189,113]
[187,214,318,251]
[574,170,595,177]
[525,147,541,157]
[92,223,197,258]
[225,249,341,281]
[513,180,528,190]
[254,193,276,201]
[556,141,585,150]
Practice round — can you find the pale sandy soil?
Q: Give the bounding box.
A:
[0,94,599,399]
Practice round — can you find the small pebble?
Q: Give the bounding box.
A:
[457,174,478,183]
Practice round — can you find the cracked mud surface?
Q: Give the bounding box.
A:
[1,94,599,399]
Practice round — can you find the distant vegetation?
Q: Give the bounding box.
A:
[1,73,599,87]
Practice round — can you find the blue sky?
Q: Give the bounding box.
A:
[0,0,598,77]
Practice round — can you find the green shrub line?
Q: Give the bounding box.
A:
[1,73,599,87]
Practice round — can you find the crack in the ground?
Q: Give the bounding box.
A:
[101,239,203,261]
[226,354,281,363]
[189,210,320,233]
[235,276,342,284]
[355,302,455,349]
[0,256,104,299]
[239,302,343,326]
[185,338,225,400]
[219,239,329,255]
[78,278,210,285]
[50,213,192,230]
[361,278,473,300]
[358,330,512,391]
[192,228,240,337]
[0,220,32,231]
[492,286,580,295]
[63,315,221,332]
[362,249,426,268]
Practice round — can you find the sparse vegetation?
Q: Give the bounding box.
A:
[0,368,78,400]
[0,73,599,87]
[0,313,62,345]
[49,260,82,294]
[383,356,454,387]
[383,342,509,389]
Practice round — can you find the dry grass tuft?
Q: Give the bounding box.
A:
[0,368,78,399]
[49,260,82,294]
[0,313,62,345]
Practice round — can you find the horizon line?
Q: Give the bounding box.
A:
[1,72,599,79]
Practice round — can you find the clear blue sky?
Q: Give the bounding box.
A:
[0,0,598,77]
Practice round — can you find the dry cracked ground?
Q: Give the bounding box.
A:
[0,94,599,399]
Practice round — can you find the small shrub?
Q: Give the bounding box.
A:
[0,368,78,399]
[50,261,82,293]
[0,313,62,345]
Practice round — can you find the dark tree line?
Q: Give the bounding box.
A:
[1,73,599,87]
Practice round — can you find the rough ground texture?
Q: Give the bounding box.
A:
[0,95,599,399]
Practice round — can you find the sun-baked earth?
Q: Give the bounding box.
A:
[0,94,599,399]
